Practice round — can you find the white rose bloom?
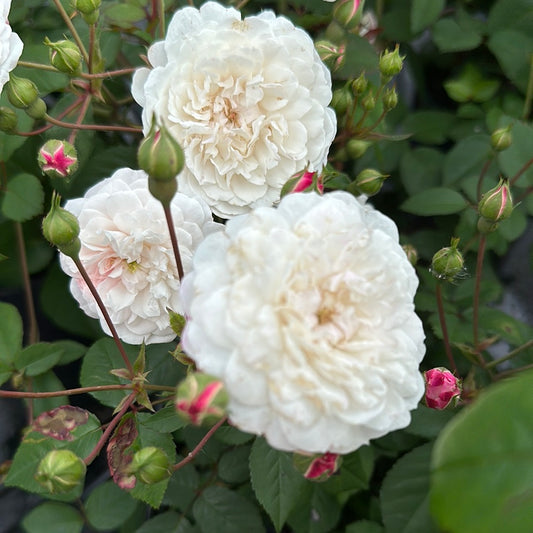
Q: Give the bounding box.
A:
[132,2,336,219]
[181,191,425,454]
[0,0,23,93]
[59,168,222,345]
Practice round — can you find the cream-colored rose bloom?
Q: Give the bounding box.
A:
[59,168,222,345]
[132,2,336,218]
[0,0,23,93]
[180,191,425,454]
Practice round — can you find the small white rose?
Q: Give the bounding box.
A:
[0,0,24,94]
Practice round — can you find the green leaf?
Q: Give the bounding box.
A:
[214,424,254,445]
[249,437,306,532]
[22,502,83,533]
[400,187,468,215]
[432,17,482,52]
[80,337,137,408]
[430,370,533,533]
[444,64,500,103]
[135,512,198,533]
[5,413,102,499]
[31,371,69,416]
[15,342,64,377]
[0,302,23,371]
[104,3,147,26]
[381,443,439,533]
[54,340,86,366]
[142,405,187,433]
[162,461,200,512]
[85,480,140,531]
[193,486,265,533]
[218,445,252,484]
[399,147,444,194]
[411,0,445,34]
[402,111,455,145]
[487,0,533,34]
[443,135,491,186]
[345,520,385,533]
[336,34,379,79]
[0,92,33,161]
[488,30,533,94]
[405,404,455,439]
[1,174,44,222]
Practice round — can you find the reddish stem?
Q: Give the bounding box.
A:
[473,235,487,358]
[163,204,185,281]
[435,283,457,373]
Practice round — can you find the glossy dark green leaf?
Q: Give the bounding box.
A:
[381,443,439,533]
[400,188,467,215]
[1,174,44,222]
[135,512,198,533]
[399,147,443,194]
[431,370,533,533]
[22,502,83,533]
[218,445,251,484]
[15,342,64,376]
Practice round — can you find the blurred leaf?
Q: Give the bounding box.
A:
[1,174,44,222]
[487,0,533,34]
[215,425,255,445]
[488,30,533,94]
[54,340,86,366]
[323,446,374,497]
[498,119,533,184]
[104,3,147,26]
[443,135,491,186]
[444,64,500,103]
[250,437,306,532]
[382,6,413,42]
[336,34,379,79]
[22,502,83,533]
[345,521,385,533]
[14,342,63,377]
[162,461,199,512]
[433,17,482,52]
[142,405,187,433]
[411,0,445,34]
[405,404,456,439]
[85,480,140,531]
[402,112,455,145]
[218,445,252,484]
[399,147,443,194]
[135,512,198,533]
[31,371,68,415]
[430,370,533,533]
[193,486,265,533]
[400,188,468,215]
[381,443,439,533]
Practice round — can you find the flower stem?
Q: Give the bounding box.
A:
[522,53,533,120]
[80,67,138,79]
[510,156,533,186]
[435,283,457,373]
[17,60,59,72]
[163,204,185,281]
[486,338,533,370]
[84,392,136,465]
[51,0,90,66]
[73,257,134,377]
[172,417,227,472]
[44,114,142,134]
[476,155,494,202]
[473,234,487,357]
[14,222,39,345]
[68,93,92,144]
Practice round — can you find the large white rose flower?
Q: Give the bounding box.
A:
[132,1,336,219]
[59,168,222,345]
[180,191,425,454]
[0,0,23,93]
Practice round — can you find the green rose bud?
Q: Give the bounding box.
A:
[379,45,404,80]
[402,244,418,266]
[478,177,513,224]
[350,168,388,196]
[315,40,345,72]
[431,237,465,283]
[6,75,39,109]
[44,38,82,75]
[351,72,368,95]
[0,107,18,133]
[35,450,86,494]
[42,192,81,259]
[346,139,371,159]
[490,126,512,152]
[383,86,398,110]
[334,0,365,32]
[361,91,376,111]
[129,447,171,485]
[331,86,354,116]
[25,98,47,120]
[138,122,185,183]
[75,0,101,23]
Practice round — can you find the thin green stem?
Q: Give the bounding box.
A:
[495,362,533,380]
[17,60,59,72]
[172,417,227,472]
[435,283,457,373]
[476,155,494,202]
[44,113,141,133]
[473,234,487,356]
[163,204,185,281]
[522,53,533,120]
[80,67,138,79]
[486,338,533,370]
[14,222,39,345]
[73,257,134,377]
[0,383,175,399]
[510,156,533,186]
[84,393,136,465]
[52,0,90,66]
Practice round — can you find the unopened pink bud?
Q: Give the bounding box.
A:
[291,171,324,194]
[293,451,341,482]
[424,368,461,410]
[176,372,228,426]
[38,139,78,180]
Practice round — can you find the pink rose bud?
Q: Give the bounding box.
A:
[293,451,341,482]
[315,41,346,72]
[334,0,364,31]
[175,372,228,426]
[478,177,513,224]
[424,368,461,410]
[38,139,78,180]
